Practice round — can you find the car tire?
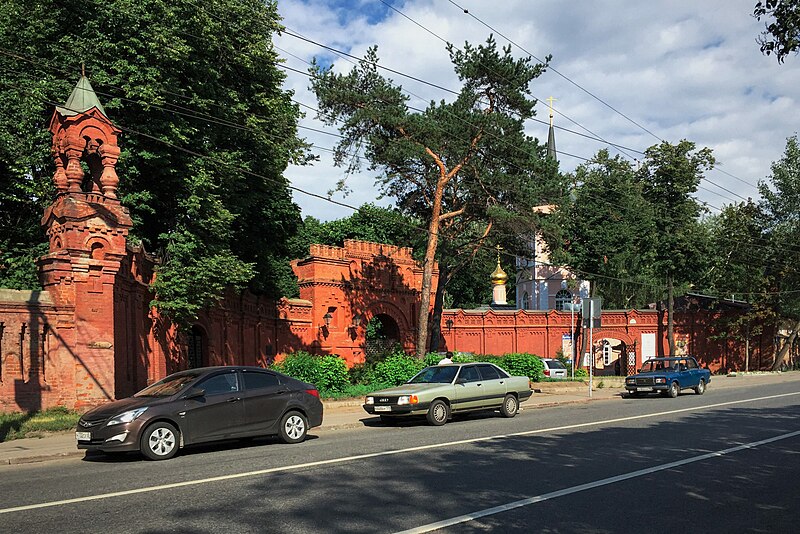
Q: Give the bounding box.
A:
[694,379,706,395]
[667,381,680,398]
[500,394,518,418]
[426,400,449,426]
[140,422,179,461]
[279,411,308,444]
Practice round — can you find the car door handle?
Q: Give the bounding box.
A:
[226,397,240,403]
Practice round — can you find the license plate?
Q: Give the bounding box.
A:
[637,387,653,392]
[374,406,391,412]
[76,431,91,442]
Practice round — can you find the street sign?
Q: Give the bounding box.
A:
[582,297,602,328]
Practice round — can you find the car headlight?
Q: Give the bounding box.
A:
[626,378,635,385]
[654,377,666,384]
[397,395,419,405]
[106,407,148,426]
[365,396,374,405]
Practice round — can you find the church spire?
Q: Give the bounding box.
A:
[546,96,557,161]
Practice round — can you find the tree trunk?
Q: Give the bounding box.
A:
[428,262,449,354]
[667,275,675,356]
[415,180,446,359]
[771,319,800,371]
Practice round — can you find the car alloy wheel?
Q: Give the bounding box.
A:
[279,411,308,444]
[667,382,680,398]
[501,394,518,418]
[426,399,449,426]
[695,379,706,395]
[141,422,179,461]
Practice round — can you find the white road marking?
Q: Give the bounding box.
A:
[1,391,798,515]
[394,429,800,534]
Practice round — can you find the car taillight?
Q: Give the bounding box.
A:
[305,389,320,398]
[544,369,550,376]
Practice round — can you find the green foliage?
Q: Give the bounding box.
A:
[496,353,545,382]
[638,140,714,284]
[347,363,376,386]
[274,351,349,392]
[574,368,588,378]
[317,355,350,392]
[548,150,661,309]
[453,351,478,363]
[372,352,426,386]
[423,353,444,366]
[0,243,48,290]
[0,406,80,442]
[0,0,308,319]
[754,1,800,63]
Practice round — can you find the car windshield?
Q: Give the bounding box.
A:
[408,366,458,384]
[639,360,678,373]
[134,371,202,398]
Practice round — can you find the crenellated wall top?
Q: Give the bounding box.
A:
[307,240,415,263]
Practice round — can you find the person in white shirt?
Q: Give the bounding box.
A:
[438,351,454,365]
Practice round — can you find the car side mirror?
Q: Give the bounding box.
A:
[184,387,205,400]
[456,378,466,385]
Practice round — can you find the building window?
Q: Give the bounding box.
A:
[522,292,530,310]
[555,289,572,311]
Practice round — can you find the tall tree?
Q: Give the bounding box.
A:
[758,135,800,369]
[0,0,309,322]
[696,200,773,370]
[754,0,800,63]
[310,36,555,357]
[546,150,659,309]
[637,140,715,355]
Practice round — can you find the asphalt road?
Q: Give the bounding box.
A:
[1,379,799,534]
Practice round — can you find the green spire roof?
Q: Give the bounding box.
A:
[547,122,557,161]
[57,76,107,117]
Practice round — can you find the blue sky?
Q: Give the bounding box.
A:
[275,0,799,221]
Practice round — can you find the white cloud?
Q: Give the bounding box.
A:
[275,0,799,221]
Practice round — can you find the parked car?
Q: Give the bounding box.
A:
[363,362,532,426]
[541,358,568,379]
[625,357,711,398]
[76,366,323,460]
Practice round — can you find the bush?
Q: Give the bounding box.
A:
[317,355,349,392]
[574,368,588,378]
[275,351,349,392]
[497,353,545,382]
[453,351,477,363]
[423,352,442,366]
[348,362,376,385]
[373,352,425,386]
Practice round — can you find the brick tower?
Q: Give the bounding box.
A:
[38,75,132,407]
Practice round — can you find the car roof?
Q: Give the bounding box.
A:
[433,362,497,367]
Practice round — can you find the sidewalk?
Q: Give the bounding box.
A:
[1,372,795,466]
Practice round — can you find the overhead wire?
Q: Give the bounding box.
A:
[2,2,794,293]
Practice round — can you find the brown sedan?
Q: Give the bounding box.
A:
[76,366,323,460]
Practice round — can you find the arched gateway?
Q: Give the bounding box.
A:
[290,241,433,366]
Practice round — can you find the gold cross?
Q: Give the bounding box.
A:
[546,96,556,126]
